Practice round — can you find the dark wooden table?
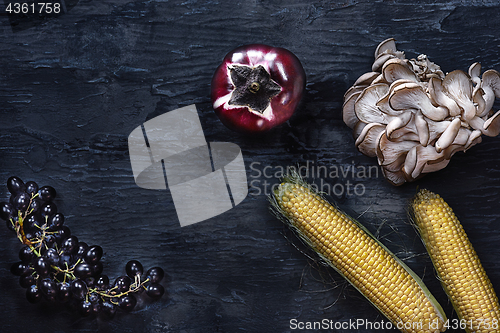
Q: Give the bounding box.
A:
[1,1,500,332]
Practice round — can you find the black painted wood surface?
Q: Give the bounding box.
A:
[1,1,500,332]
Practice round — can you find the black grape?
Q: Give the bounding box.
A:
[91,262,103,277]
[125,260,143,278]
[114,276,131,293]
[48,213,64,230]
[56,282,72,303]
[19,272,36,288]
[25,181,39,196]
[58,253,73,269]
[45,248,60,266]
[0,202,15,221]
[85,245,103,265]
[74,262,92,279]
[61,235,79,254]
[79,300,93,317]
[40,202,57,218]
[24,213,43,231]
[13,193,31,212]
[38,185,56,202]
[75,241,88,259]
[7,176,26,195]
[19,246,34,263]
[146,267,165,284]
[26,285,41,303]
[95,275,109,290]
[11,261,30,276]
[146,283,165,299]
[71,279,88,300]
[40,278,57,302]
[34,257,50,277]
[118,294,136,312]
[54,226,71,244]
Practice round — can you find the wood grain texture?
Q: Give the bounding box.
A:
[1,1,500,332]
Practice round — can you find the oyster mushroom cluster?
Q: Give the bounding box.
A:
[343,38,500,185]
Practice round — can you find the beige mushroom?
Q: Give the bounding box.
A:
[354,83,390,124]
[481,69,500,117]
[428,77,461,117]
[469,62,482,91]
[389,82,448,121]
[376,132,419,167]
[469,63,486,115]
[465,130,483,150]
[372,54,393,72]
[378,79,420,116]
[435,118,461,153]
[409,54,445,81]
[385,111,413,140]
[442,70,476,121]
[375,38,397,58]
[353,71,380,87]
[483,110,500,137]
[344,38,500,185]
[381,168,407,186]
[473,88,487,117]
[382,59,418,83]
[469,112,500,137]
[414,113,430,146]
[421,153,451,174]
[355,123,385,158]
[407,145,446,180]
[344,85,365,102]
[342,91,361,129]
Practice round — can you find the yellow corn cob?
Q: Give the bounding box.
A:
[410,189,500,333]
[270,174,446,333]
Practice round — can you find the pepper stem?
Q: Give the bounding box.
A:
[249,82,260,93]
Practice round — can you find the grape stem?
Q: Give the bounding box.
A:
[90,276,150,304]
[51,259,80,282]
[13,193,40,248]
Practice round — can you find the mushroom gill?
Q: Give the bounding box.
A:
[343,38,500,185]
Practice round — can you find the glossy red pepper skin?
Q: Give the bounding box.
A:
[211,44,306,133]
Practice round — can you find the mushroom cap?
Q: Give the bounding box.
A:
[428,77,462,117]
[473,87,488,118]
[483,110,500,137]
[435,118,462,153]
[375,38,397,58]
[344,85,366,101]
[353,71,380,87]
[414,113,430,146]
[442,70,476,121]
[342,91,361,129]
[480,69,500,117]
[354,83,391,124]
[376,132,419,167]
[355,123,385,158]
[389,82,449,121]
[468,62,482,85]
[382,59,418,83]
[386,111,413,140]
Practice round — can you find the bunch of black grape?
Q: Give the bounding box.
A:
[1,176,166,317]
